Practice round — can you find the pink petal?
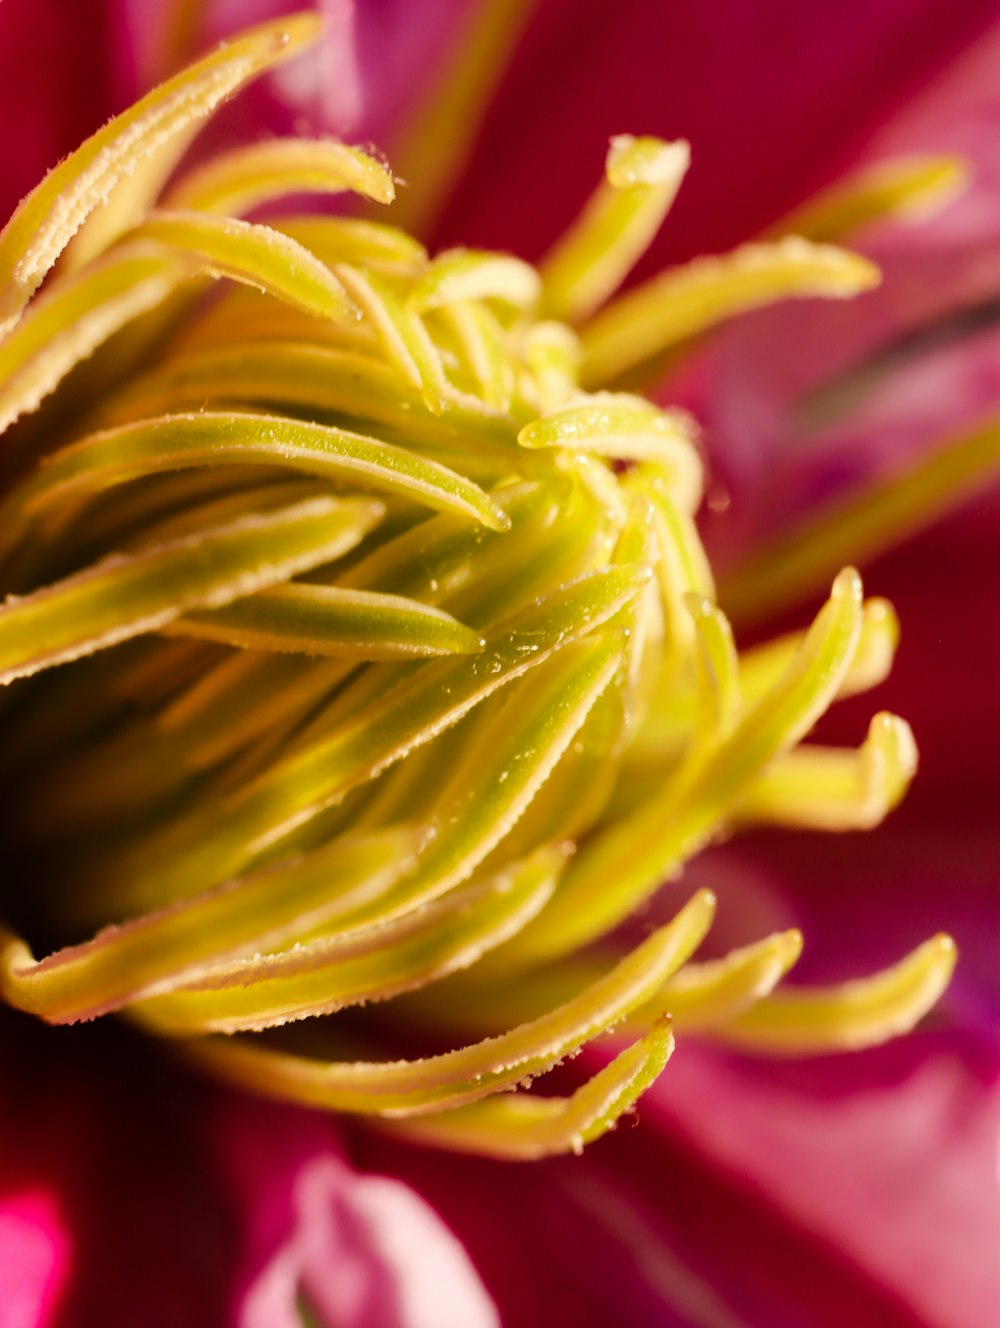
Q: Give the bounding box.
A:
[677,17,1000,559]
[432,0,1000,262]
[0,1192,69,1328]
[652,1038,1000,1328]
[356,1082,949,1328]
[0,0,130,224]
[315,0,483,141]
[215,1099,498,1328]
[109,1,485,152]
[0,1013,235,1327]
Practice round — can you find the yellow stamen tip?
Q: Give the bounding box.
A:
[606,136,691,189]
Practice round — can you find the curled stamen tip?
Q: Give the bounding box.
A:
[606,136,691,188]
[930,933,957,963]
[841,254,882,293]
[833,566,863,601]
[780,238,882,293]
[870,709,917,754]
[909,933,958,1007]
[865,596,900,639]
[692,888,717,915]
[915,935,959,1007]
[871,710,899,730]
[777,929,804,968]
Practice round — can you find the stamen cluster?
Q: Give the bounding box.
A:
[0,15,953,1159]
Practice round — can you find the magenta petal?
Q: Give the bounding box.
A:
[0,1013,235,1327]
[678,18,1000,558]
[653,1038,1000,1328]
[355,1089,952,1328]
[111,1,488,153]
[0,1192,69,1328]
[433,0,1000,263]
[0,0,130,224]
[316,0,483,141]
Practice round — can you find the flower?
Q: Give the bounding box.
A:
[1,2,998,1324]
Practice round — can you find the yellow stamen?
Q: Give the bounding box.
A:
[0,21,957,1159]
[719,936,957,1052]
[768,155,969,243]
[0,13,323,332]
[163,139,396,213]
[380,1019,675,1160]
[581,238,880,386]
[736,712,917,832]
[540,136,690,323]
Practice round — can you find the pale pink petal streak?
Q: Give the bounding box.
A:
[242,1158,501,1328]
[218,1099,498,1328]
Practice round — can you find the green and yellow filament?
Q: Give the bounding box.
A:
[0,14,972,1161]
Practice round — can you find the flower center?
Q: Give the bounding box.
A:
[0,15,957,1160]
